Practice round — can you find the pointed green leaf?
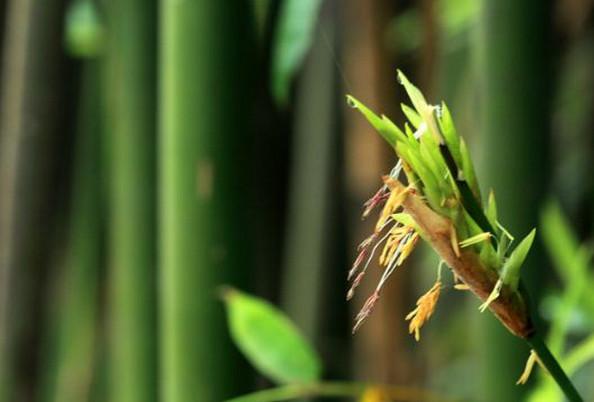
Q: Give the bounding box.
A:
[459,138,481,200]
[486,190,498,229]
[397,70,429,116]
[500,229,536,289]
[437,102,462,168]
[401,103,422,129]
[346,95,402,147]
[381,115,408,143]
[222,288,322,384]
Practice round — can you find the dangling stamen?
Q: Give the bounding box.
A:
[406,281,442,341]
[353,291,380,333]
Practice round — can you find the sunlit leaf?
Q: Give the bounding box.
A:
[222,288,322,384]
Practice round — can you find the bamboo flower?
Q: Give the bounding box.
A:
[345,71,583,402]
[346,71,535,339]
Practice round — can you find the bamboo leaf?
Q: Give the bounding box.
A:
[401,103,422,129]
[486,190,498,229]
[437,102,462,168]
[397,70,429,115]
[222,289,322,385]
[458,138,481,200]
[500,229,536,289]
[271,0,323,105]
[64,0,105,58]
[346,95,404,147]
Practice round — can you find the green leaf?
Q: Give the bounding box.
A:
[271,0,323,105]
[397,70,429,116]
[485,190,498,230]
[397,71,442,141]
[346,95,404,147]
[437,102,462,169]
[401,103,422,129]
[500,229,536,289]
[64,0,105,58]
[458,138,481,200]
[222,288,322,384]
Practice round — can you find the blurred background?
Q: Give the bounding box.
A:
[0,0,593,401]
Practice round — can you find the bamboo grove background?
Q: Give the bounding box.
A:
[0,0,593,401]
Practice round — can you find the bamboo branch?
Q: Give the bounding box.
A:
[385,177,533,338]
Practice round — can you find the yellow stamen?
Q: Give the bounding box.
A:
[479,280,503,312]
[454,283,470,290]
[397,232,419,266]
[360,387,389,402]
[406,281,441,341]
[449,225,461,257]
[517,350,537,385]
[459,232,492,248]
[375,186,407,231]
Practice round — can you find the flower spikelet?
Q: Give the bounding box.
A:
[406,281,441,341]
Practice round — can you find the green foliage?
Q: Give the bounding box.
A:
[222,288,322,385]
[271,0,323,105]
[64,0,105,58]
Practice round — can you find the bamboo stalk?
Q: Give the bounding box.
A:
[0,0,70,400]
[159,1,254,400]
[40,62,102,402]
[477,0,553,399]
[103,0,157,401]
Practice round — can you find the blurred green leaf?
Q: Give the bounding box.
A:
[222,288,322,385]
[271,0,323,105]
[64,0,105,58]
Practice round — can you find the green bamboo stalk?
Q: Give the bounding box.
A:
[476,0,552,400]
[40,61,102,402]
[159,1,253,400]
[103,0,157,401]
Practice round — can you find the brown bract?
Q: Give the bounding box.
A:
[384,177,534,339]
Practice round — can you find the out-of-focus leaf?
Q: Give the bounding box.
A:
[565,334,594,375]
[64,0,104,58]
[385,9,422,53]
[438,0,479,37]
[222,288,322,384]
[541,201,594,315]
[271,0,323,105]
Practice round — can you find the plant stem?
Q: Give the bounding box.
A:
[104,0,157,400]
[526,333,583,402]
[225,381,454,402]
